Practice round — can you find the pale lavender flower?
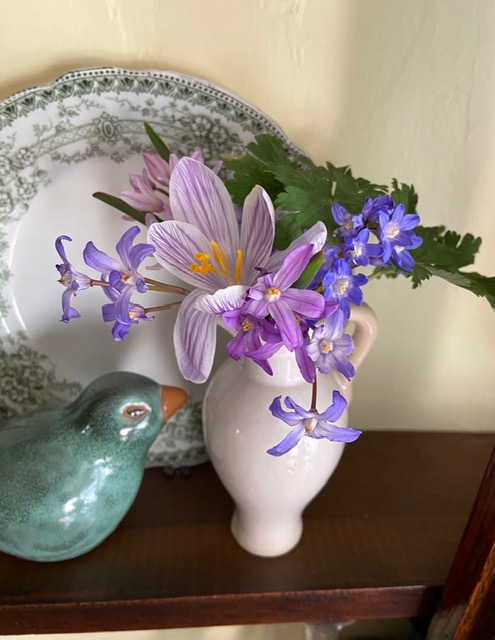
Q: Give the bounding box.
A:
[147,158,277,382]
[55,235,92,323]
[267,391,361,456]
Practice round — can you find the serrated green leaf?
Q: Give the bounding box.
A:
[93,192,147,225]
[390,179,418,213]
[144,122,170,161]
[426,267,495,309]
[224,155,284,205]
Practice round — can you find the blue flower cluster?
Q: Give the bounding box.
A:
[312,196,422,321]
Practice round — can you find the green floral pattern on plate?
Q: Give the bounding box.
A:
[0,67,296,468]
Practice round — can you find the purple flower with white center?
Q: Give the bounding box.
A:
[55,235,92,323]
[306,310,355,380]
[147,158,278,383]
[83,226,155,295]
[267,391,361,456]
[344,228,383,267]
[360,195,394,224]
[322,258,368,318]
[246,244,326,350]
[378,204,422,264]
[331,203,363,239]
[101,286,153,342]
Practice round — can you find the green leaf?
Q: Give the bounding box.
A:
[390,179,418,213]
[426,267,495,309]
[292,252,325,289]
[224,155,284,204]
[412,225,483,287]
[93,192,147,225]
[144,122,170,161]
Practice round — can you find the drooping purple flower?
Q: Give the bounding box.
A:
[390,236,423,272]
[101,286,154,341]
[331,203,363,239]
[83,226,154,294]
[322,258,368,318]
[245,316,316,382]
[246,244,326,350]
[378,204,422,264]
[267,391,361,456]
[306,310,355,380]
[147,158,277,383]
[55,235,92,323]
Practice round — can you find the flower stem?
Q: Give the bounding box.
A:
[311,377,318,411]
[144,301,182,313]
[89,279,110,287]
[144,278,190,295]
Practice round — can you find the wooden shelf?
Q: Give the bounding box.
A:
[0,431,493,635]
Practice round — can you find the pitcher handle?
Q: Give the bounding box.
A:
[348,303,378,372]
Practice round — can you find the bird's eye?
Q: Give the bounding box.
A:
[122,404,149,420]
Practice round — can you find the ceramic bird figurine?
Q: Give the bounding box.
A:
[0,371,186,562]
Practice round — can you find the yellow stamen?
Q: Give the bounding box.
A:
[241,319,251,332]
[235,250,243,284]
[268,287,280,298]
[189,241,243,285]
[210,241,232,279]
[321,341,333,353]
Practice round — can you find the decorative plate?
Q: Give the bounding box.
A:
[0,67,296,468]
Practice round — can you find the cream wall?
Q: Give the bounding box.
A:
[1,0,494,433]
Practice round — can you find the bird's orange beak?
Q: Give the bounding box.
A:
[161,386,188,422]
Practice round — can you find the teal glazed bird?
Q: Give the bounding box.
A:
[0,371,186,562]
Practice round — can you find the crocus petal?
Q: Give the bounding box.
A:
[319,390,348,422]
[266,222,327,273]
[282,288,325,319]
[195,285,248,314]
[269,299,302,349]
[148,220,221,291]
[239,186,275,283]
[267,423,306,456]
[83,242,122,274]
[120,190,165,212]
[273,244,314,291]
[174,290,217,383]
[169,158,239,258]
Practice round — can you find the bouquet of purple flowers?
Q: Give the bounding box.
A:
[56,127,494,456]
